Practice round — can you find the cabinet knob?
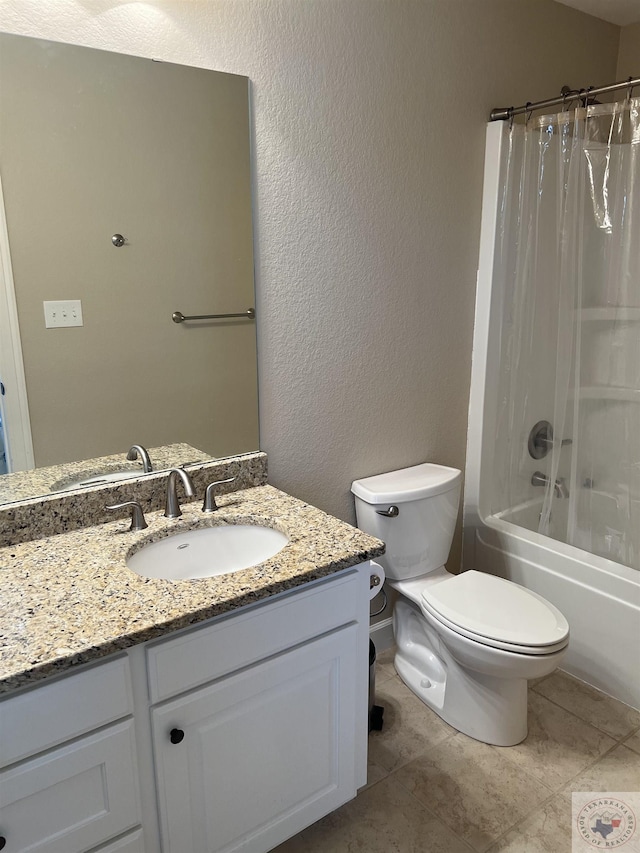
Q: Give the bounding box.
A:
[169,728,185,744]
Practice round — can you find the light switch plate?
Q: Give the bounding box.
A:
[43,300,83,328]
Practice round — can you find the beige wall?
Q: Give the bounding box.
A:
[617,21,640,78]
[0,1,619,575]
[1,34,258,466]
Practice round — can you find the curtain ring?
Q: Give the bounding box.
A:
[525,101,533,125]
[561,87,580,112]
[627,76,635,101]
[508,107,514,131]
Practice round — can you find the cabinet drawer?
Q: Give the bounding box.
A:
[0,656,133,767]
[147,569,361,702]
[0,719,140,853]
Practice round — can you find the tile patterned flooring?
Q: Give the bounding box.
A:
[273,649,640,853]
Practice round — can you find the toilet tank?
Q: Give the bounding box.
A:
[351,463,461,581]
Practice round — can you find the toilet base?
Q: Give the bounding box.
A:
[393,599,530,746]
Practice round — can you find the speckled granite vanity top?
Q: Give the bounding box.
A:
[0,485,384,694]
[0,442,204,505]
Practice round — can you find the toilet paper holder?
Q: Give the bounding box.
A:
[369,561,387,617]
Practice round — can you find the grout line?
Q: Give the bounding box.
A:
[376,722,555,851]
[487,691,619,791]
[485,744,558,798]
[529,672,553,689]
[389,754,557,853]
[527,689,619,738]
[618,725,640,752]
[557,737,628,796]
[482,788,569,852]
[388,768,478,852]
[530,682,640,742]
[369,675,635,848]
[533,670,640,712]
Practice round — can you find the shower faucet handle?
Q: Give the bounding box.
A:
[528,421,572,459]
[376,505,399,518]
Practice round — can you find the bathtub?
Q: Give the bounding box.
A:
[463,123,640,710]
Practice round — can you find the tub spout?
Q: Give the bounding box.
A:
[531,471,569,499]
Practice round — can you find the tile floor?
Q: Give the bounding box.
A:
[273,649,640,853]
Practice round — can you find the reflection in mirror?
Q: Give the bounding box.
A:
[0,34,259,505]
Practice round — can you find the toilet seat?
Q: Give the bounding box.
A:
[420,570,569,655]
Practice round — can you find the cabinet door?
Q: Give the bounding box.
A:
[152,625,359,853]
[0,719,140,853]
[86,827,146,853]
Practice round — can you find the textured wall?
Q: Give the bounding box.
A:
[617,22,640,78]
[0,1,619,574]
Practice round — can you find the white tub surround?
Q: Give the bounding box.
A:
[464,120,640,710]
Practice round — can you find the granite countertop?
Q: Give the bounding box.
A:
[0,451,268,547]
[0,442,206,505]
[0,485,385,694]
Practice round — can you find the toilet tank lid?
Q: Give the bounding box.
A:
[351,463,461,504]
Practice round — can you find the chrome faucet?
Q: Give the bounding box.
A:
[165,468,196,518]
[531,471,570,499]
[126,444,153,473]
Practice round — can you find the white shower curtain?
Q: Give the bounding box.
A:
[492,98,640,571]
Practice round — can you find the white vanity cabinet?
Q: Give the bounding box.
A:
[152,627,359,853]
[149,567,368,853]
[0,658,144,853]
[0,565,370,853]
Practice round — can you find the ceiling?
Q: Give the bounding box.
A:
[555,0,640,26]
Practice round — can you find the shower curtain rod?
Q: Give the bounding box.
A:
[490,75,640,122]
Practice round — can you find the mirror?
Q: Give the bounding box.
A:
[0,33,259,504]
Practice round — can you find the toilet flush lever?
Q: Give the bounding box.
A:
[376,505,399,518]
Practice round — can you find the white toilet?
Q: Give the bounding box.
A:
[351,463,569,746]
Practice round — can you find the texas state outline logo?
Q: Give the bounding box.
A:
[573,793,638,850]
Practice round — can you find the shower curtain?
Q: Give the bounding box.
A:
[492,97,640,571]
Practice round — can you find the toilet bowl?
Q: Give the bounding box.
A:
[351,463,569,746]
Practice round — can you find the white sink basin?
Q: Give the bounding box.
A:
[126,524,289,581]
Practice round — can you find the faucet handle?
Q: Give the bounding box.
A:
[202,477,235,513]
[106,501,148,531]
